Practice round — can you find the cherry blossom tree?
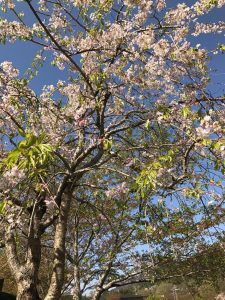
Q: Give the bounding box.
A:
[0,0,225,299]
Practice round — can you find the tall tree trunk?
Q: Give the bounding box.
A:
[92,287,103,300]
[91,260,114,300]
[5,207,42,300]
[16,237,41,300]
[44,192,71,300]
[73,264,81,300]
[17,280,40,300]
[73,225,81,300]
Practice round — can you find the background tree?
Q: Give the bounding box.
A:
[65,180,142,300]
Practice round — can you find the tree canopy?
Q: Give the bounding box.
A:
[0,0,225,299]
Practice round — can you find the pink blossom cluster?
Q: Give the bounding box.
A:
[105,182,129,198]
[38,0,47,12]
[0,62,24,133]
[52,52,70,70]
[73,0,99,6]
[193,21,225,36]
[0,19,30,43]
[0,0,15,9]
[134,30,155,51]
[3,166,26,186]
[155,0,166,11]
[196,115,221,138]
[193,0,225,15]
[153,39,169,57]
[60,83,89,128]
[165,3,191,25]
[0,61,19,78]
[49,7,67,29]
[218,0,225,7]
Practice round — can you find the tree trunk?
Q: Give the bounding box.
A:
[17,237,41,300]
[73,227,81,300]
[44,192,71,300]
[5,206,42,300]
[17,280,41,300]
[73,262,81,300]
[73,270,81,300]
[92,288,103,300]
[73,274,81,300]
[91,259,113,300]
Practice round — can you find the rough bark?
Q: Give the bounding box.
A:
[92,287,104,300]
[73,264,81,300]
[5,204,42,300]
[73,227,81,300]
[91,260,114,300]
[17,281,40,300]
[4,226,21,283]
[16,239,41,300]
[44,192,71,300]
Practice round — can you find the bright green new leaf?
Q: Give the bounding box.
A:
[0,201,6,215]
[181,107,191,118]
[103,139,113,151]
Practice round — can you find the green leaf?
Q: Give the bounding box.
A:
[214,141,221,150]
[0,201,6,215]
[18,128,26,137]
[18,140,28,150]
[168,149,174,156]
[26,135,37,148]
[3,149,20,167]
[181,107,191,118]
[103,139,112,151]
[145,119,150,130]
[219,44,225,53]
[2,131,53,178]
